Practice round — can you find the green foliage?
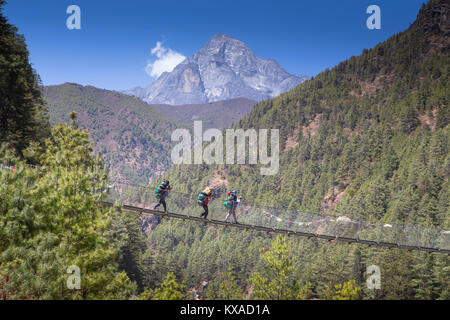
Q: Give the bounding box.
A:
[216,267,244,300]
[0,2,50,155]
[322,280,361,300]
[400,104,420,134]
[250,235,306,300]
[410,253,450,300]
[436,106,450,129]
[111,208,148,292]
[0,118,136,299]
[151,272,186,300]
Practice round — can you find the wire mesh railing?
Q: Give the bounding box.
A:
[105,180,450,253]
[2,162,448,253]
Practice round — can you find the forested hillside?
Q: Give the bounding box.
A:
[0,0,50,157]
[43,83,179,184]
[148,0,449,299]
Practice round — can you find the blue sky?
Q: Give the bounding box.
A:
[3,0,426,91]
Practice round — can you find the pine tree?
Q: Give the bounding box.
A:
[0,0,50,155]
[217,267,244,300]
[249,235,305,300]
[432,255,450,300]
[152,272,186,300]
[435,106,449,129]
[371,249,416,299]
[112,208,147,292]
[400,105,420,134]
[322,280,361,300]
[0,116,136,299]
[411,253,438,299]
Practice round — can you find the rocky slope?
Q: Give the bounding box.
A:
[126,34,309,105]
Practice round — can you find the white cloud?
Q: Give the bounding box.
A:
[145,41,186,78]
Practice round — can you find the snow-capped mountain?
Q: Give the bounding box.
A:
[126,34,309,105]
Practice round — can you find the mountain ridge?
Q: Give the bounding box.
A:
[43,83,258,183]
[150,97,257,130]
[126,33,309,105]
[43,82,180,184]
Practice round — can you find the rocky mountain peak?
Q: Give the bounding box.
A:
[127,34,309,105]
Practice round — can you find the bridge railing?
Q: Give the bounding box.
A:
[105,181,450,251]
[3,163,448,251]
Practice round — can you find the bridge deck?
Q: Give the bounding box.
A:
[103,202,450,255]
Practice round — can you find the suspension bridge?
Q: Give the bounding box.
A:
[102,201,450,254]
[106,180,450,255]
[1,164,449,255]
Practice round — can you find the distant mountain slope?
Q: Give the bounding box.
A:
[43,83,179,184]
[126,34,309,105]
[150,97,257,129]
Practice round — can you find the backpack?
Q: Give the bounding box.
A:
[155,183,166,199]
[223,195,234,209]
[197,191,208,205]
